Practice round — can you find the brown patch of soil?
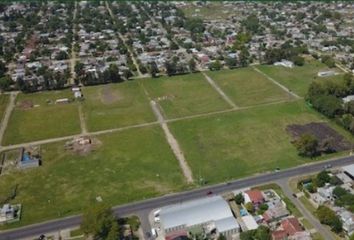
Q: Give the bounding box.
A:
[286,122,352,152]
[18,100,34,110]
[100,85,122,104]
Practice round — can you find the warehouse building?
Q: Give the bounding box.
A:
[159,195,240,239]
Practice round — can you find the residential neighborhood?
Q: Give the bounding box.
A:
[2,1,354,240]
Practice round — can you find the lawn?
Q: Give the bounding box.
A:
[169,100,353,184]
[181,3,239,20]
[3,90,81,145]
[142,73,231,119]
[81,82,155,132]
[0,126,187,228]
[0,94,9,122]
[206,67,290,107]
[256,60,344,97]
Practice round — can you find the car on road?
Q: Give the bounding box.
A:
[207,191,213,196]
[38,235,46,240]
[324,164,332,169]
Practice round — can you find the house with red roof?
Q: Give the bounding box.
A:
[244,190,265,205]
[271,217,308,240]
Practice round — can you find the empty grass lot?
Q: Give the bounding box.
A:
[3,90,81,145]
[257,60,344,97]
[169,101,353,184]
[206,67,290,107]
[0,94,9,121]
[82,82,156,132]
[142,73,231,119]
[0,126,186,228]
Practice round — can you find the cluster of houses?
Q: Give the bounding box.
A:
[8,2,74,89]
[75,2,132,80]
[152,188,310,240]
[302,164,354,236]
[3,1,354,90]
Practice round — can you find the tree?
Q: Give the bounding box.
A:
[0,60,6,78]
[316,205,342,233]
[165,61,176,76]
[292,56,305,66]
[209,60,222,71]
[0,75,12,91]
[321,55,335,68]
[149,61,159,78]
[316,170,331,187]
[81,203,117,239]
[188,58,197,72]
[225,57,237,68]
[55,51,69,60]
[106,220,119,240]
[294,134,319,157]
[245,202,255,213]
[235,193,244,205]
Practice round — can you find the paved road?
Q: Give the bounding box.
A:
[276,179,334,240]
[1,154,354,240]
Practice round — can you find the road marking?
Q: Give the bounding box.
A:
[252,66,302,99]
[202,72,238,109]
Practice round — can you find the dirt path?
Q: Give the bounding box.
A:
[0,98,300,152]
[78,104,87,134]
[150,100,194,183]
[105,1,143,77]
[202,72,238,109]
[252,66,302,99]
[69,1,78,86]
[0,92,18,145]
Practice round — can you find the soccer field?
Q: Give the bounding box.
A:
[142,73,231,119]
[206,67,291,106]
[82,82,156,132]
[256,60,344,97]
[169,100,353,184]
[3,90,81,145]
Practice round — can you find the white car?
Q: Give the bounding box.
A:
[154,216,160,223]
[151,228,158,237]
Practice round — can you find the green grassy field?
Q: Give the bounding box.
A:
[142,73,231,119]
[3,90,81,145]
[182,3,238,20]
[206,68,291,106]
[82,82,155,132]
[169,100,353,184]
[257,60,344,97]
[0,94,9,121]
[0,126,186,228]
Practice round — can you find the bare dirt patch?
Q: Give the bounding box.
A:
[65,137,102,156]
[286,122,352,152]
[18,100,34,110]
[100,85,122,104]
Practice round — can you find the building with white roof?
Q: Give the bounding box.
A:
[343,164,354,179]
[241,215,259,230]
[159,195,239,239]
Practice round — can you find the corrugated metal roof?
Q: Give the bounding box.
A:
[160,195,235,230]
[214,217,240,232]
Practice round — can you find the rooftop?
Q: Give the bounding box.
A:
[160,195,236,231]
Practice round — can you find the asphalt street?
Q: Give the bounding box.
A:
[1,154,354,240]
